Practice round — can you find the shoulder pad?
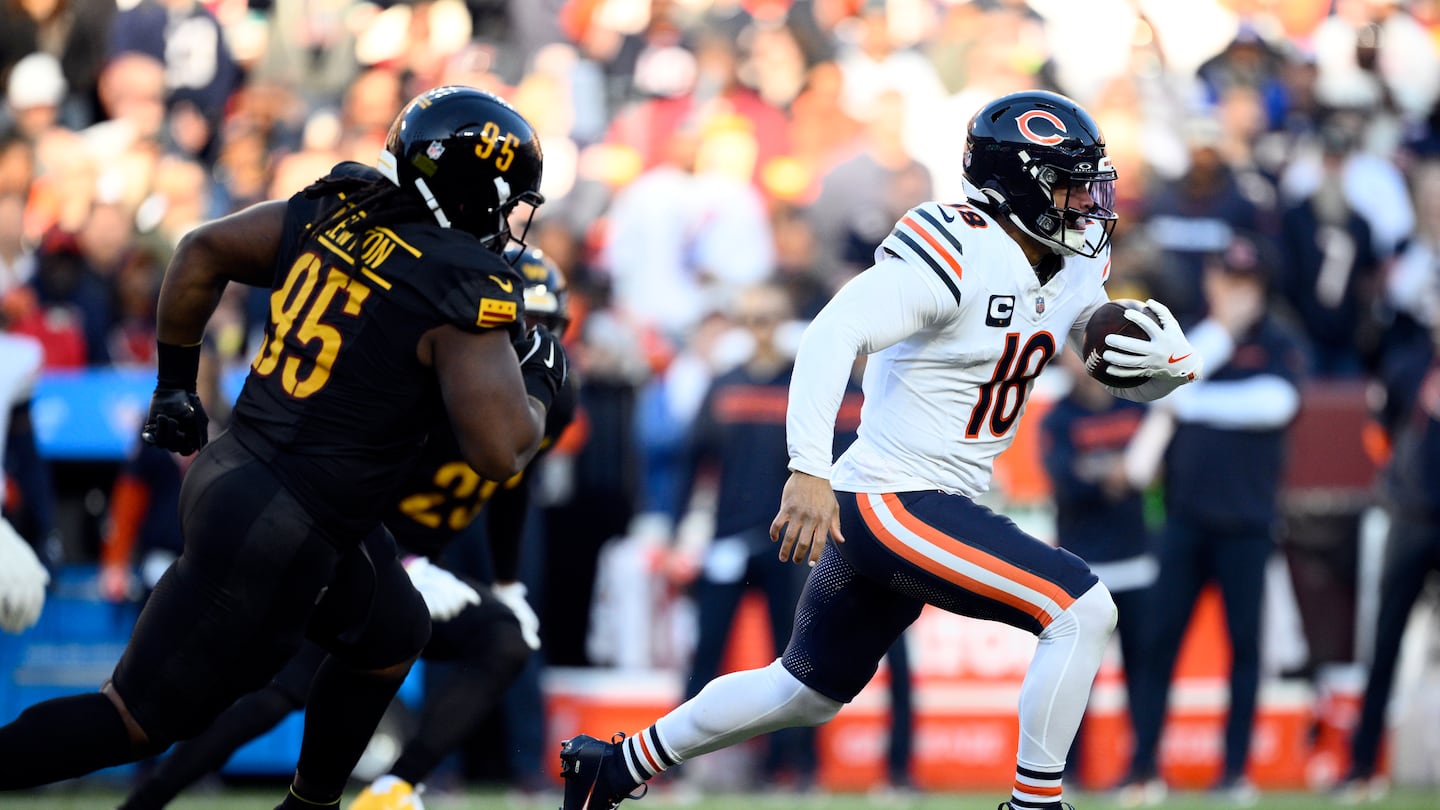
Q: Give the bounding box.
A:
[331,161,383,182]
[878,202,970,305]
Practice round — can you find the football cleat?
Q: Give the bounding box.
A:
[559,733,646,810]
[998,803,1076,810]
[348,775,424,810]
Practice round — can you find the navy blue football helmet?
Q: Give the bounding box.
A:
[964,90,1117,258]
[377,86,544,251]
[505,245,570,338]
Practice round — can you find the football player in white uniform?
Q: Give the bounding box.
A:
[0,333,47,635]
[558,90,1203,810]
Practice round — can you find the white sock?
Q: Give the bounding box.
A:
[618,725,680,783]
[650,659,841,765]
[1015,583,1116,783]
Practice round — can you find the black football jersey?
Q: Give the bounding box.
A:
[384,373,578,560]
[227,164,526,540]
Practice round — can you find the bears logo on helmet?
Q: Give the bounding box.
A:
[377,86,545,252]
[964,90,1118,258]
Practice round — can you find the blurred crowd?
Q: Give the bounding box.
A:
[4,0,1440,795]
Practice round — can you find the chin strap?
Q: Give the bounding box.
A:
[412,178,452,229]
[377,150,454,230]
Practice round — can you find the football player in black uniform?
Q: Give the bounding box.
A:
[0,87,568,810]
[114,248,576,810]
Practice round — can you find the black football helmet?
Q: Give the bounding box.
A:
[505,244,570,338]
[377,86,544,251]
[963,90,1117,258]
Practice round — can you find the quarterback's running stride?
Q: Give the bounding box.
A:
[558,90,1204,810]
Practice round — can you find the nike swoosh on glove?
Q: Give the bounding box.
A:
[1100,298,1203,382]
[0,517,48,633]
[403,557,481,621]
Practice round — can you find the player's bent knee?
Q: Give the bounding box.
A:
[1073,582,1117,637]
[1039,582,1116,643]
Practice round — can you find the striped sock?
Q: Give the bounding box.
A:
[618,725,681,784]
[1010,762,1064,808]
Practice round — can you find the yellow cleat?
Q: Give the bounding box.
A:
[349,776,424,810]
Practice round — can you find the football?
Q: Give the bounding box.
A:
[1082,299,1159,389]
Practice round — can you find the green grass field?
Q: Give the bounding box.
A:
[4,787,1438,810]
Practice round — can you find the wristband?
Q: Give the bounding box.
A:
[156,341,202,392]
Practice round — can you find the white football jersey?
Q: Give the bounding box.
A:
[787,199,1112,497]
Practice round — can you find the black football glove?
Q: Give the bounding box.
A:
[513,324,568,408]
[141,388,209,455]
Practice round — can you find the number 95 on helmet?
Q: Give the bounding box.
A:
[377,86,544,252]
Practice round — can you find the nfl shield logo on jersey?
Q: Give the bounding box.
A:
[426,141,446,160]
[1035,296,1045,314]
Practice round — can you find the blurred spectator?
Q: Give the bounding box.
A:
[599,117,774,342]
[1120,234,1306,806]
[635,309,734,522]
[1312,0,1440,131]
[22,228,110,366]
[249,0,361,109]
[0,0,116,128]
[540,304,648,667]
[0,192,32,295]
[136,155,214,249]
[108,0,244,163]
[1039,349,1154,790]
[0,129,32,198]
[210,121,273,214]
[99,444,186,605]
[833,2,945,144]
[741,14,809,111]
[2,52,66,142]
[1196,23,1291,132]
[604,24,790,188]
[1339,303,1440,803]
[806,88,930,284]
[1142,117,1268,325]
[770,201,831,320]
[1279,108,1414,260]
[337,65,405,164]
[82,52,168,200]
[1372,159,1440,432]
[785,60,863,199]
[1276,122,1385,377]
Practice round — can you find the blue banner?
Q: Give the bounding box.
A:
[31,366,250,461]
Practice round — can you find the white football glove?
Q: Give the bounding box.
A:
[0,516,48,633]
[403,557,480,621]
[1101,298,1203,382]
[491,581,541,650]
